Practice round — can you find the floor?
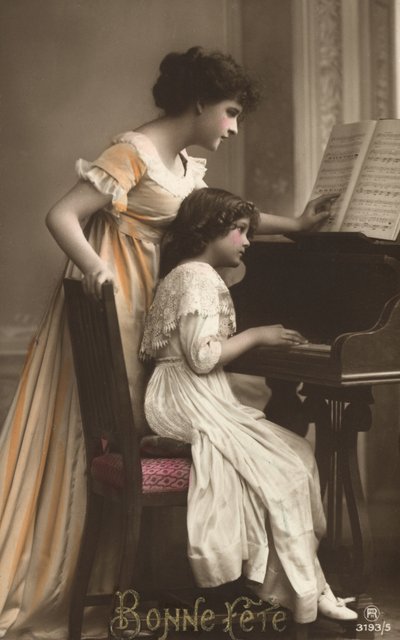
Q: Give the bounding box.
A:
[107,574,400,640]
[104,500,400,640]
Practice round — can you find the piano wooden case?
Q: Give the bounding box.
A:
[228,232,400,602]
[229,233,400,386]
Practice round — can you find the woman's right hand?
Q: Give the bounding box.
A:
[253,324,307,347]
[82,260,116,299]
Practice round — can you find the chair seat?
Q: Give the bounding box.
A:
[140,435,192,458]
[91,453,191,494]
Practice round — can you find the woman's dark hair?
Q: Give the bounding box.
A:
[160,187,260,276]
[153,46,261,116]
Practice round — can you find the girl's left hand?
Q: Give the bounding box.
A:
[297,194,339,231]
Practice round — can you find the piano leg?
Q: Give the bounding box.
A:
[302,384,374,594]
[342,398,375,588]
[264,379,374,594]
[303,393,331,497]
[264,379,309,436]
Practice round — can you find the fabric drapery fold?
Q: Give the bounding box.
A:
[142,262,327,624]
[0,135,207,639]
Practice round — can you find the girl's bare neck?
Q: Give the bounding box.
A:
[179,246,217,269]
[179,257,211,267]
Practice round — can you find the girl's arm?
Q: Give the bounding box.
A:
[256,194,336,235]
[178,301,306,372]
[46,180,113,298]
[219,324,306,366]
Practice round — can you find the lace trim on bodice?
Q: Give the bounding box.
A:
[113,131,207,198]
[76,132,207,215]
[140,262,236,358]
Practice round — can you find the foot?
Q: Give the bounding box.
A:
[318,584,358,621]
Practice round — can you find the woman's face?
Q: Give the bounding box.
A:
[195,99,243,151]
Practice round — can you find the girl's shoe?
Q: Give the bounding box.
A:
[317,584,358,621]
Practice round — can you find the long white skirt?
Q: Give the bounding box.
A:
[145,359,327,624]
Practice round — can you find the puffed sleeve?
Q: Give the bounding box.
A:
[178,313,222,374]
[75,142,147,212]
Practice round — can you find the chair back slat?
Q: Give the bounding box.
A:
[63,279,141,489]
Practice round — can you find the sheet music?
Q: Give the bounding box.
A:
[310,121,376,231]
[341,120,400,240]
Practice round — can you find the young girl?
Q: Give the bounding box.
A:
[140,187,357,625]
[0,47,332,639]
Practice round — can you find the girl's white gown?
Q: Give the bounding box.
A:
[141,261,327,624]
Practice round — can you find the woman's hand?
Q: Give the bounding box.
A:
[82,260,116,299]
[296,194,339,231]
[255,193,339,235]
[253,324,308,348]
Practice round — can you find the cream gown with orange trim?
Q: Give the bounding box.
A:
[0,132,206,640]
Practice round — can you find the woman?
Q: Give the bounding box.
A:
[0,46,331,640]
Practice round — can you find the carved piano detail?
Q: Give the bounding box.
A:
[228,233,400,592]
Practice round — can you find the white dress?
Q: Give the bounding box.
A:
[140,262,327,624]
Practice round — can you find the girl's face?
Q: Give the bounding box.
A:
[195,99,243,151]
[207,217,250,268]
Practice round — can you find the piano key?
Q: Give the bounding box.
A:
[290,342,332,354]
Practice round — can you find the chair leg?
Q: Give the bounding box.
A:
[68,491,105,640]
[107,503,144,640]
[117,500,143,590]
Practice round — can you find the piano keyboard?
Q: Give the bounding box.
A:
[290,342,331,354]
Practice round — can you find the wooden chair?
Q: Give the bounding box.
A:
[64,277,308,640]
[63,278,192,640]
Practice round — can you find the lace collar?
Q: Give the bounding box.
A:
[140,262,236,357]
[112,131,207,198]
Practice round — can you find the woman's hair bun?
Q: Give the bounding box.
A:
[158,52,181,76]
[152,46,260,116]
[184,46,203,62]
[159,47,203,77]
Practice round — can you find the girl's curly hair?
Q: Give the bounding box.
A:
[153,46,261,116]
[160,188,260,276]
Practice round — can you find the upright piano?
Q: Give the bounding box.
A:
[228,232,400,593]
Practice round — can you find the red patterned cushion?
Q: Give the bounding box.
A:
[91,453,191,494]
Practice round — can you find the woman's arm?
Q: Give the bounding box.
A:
[219,324,307,366]
[256,194,336,235]
[46,180,113,298]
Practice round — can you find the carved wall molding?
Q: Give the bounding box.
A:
[370,0,394,118]
[315,0,343,153]
[292,0,345,209]
[292,0,396,209]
